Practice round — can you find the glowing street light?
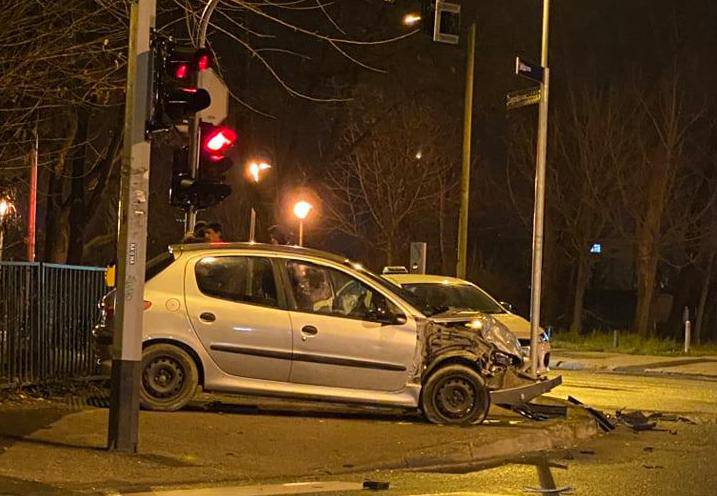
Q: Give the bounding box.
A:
[0,197,14,261]
[246,161,272,242]
[292,200,313,247]
[0,199,11,220]
[403,13,421,26]
[248,161,271,183]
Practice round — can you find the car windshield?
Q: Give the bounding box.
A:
[346,264,448,317]
[401,283,506,314]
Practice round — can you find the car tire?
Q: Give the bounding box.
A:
[421,364,490,425]
[140,344,198,411]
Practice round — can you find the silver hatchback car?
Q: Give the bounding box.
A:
[94,243,560,424]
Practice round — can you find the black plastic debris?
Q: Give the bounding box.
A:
[508,402,569,421]
[616,410,657,431]
[363,480,390,491]
[567,396,615,432]
[648,412,697,424]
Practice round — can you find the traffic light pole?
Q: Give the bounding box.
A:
[107,0,155,453]
[456,22,476,279]
[528,0,551,377]
[184,0,221,232]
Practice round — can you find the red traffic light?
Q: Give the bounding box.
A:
[202,126,237,160]
[197,53,211,71]
[175,63,189,79]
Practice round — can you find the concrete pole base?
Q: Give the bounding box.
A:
[107,359,141,453]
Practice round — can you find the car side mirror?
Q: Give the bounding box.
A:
[369,306,407,326]
[499,301,514,312]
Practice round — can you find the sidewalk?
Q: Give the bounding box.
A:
[0,393,597,495]
[552,350,717,378]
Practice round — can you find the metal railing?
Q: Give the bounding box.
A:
[0,262,107,387]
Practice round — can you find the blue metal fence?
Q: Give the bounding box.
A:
[0,262,107,387]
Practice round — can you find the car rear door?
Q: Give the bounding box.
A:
[281,258,417,392]
[185,254,293,382]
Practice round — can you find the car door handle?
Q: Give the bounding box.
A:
[199,312,216,322]
[300,325,318,340]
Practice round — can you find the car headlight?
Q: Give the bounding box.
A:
[468,315,522,359]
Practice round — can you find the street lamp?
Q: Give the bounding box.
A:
[292,200,313,247]
[246,161,271,242]
[403,13,422,26]
[0,197,14,261]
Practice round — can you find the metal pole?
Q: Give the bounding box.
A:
[0,229,4,261]
[184,0,222,231]
[107,0,155,453]
[298,220,304,247]
[27,122,38,262]
[529,0,551,376]
[456,22,476,279]
[249,207,256,242]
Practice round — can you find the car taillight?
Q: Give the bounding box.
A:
[103,298,150,315]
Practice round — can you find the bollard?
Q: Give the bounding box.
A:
[684,320,692,354]
[683,306,691,354]
[613,329,619,349]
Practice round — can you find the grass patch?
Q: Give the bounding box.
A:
[552,329,717,356]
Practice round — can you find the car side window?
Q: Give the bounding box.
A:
[195,256,278,308]
[285,260,401,322]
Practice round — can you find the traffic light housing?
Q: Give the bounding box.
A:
[169,124,236,210]
[149,40,214,132]
[421,1,461,45]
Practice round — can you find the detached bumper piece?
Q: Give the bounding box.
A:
[490,375,562,406]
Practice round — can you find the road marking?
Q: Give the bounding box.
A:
[124,481,364,496]
[405,493,515,496]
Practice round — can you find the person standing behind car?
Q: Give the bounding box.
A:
[205,222,224,242]
[181,221,207,244]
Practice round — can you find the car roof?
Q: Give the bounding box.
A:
[169,242,351,265]
[382,274,474,286]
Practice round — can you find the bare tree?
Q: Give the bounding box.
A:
[618,71,703,336]
[322,93,457,266]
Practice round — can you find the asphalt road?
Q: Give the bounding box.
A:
[313,369,717,496]
[124,369,717,495]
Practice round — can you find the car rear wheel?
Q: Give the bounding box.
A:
[421,364,490,425]
[140,344,198,411]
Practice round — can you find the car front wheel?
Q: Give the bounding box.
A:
[140,344,198,411]
[421,364,490,425]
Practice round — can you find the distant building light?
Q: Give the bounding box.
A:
[590,243,602,254]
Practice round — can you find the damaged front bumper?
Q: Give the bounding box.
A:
[490,375,562,406]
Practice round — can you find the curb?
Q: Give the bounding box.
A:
[351,409,599,473]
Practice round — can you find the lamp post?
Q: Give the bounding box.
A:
[247,161,271,242]
[292,200,313,247]
[528,0,551,377]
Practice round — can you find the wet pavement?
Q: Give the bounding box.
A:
[2,368,716,495]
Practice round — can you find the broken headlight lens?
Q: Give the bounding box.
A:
[474,316,522,360]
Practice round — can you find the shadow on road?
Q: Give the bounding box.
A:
[0,407,75,453]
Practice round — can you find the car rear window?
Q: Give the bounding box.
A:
[195,256,279,308]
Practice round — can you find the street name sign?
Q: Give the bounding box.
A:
[507,86,542,110]
[515,57,544,83]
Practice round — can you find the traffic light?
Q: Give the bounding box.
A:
[421,1,461,45]
[149,40,214,132]
[170,124,236,210]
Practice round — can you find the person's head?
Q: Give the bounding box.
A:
[268,225,287,245]
[205,222,223,242]
[193,221,207,241]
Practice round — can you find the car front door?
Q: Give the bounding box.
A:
[282,259,417,392]
[185,254,293,382]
